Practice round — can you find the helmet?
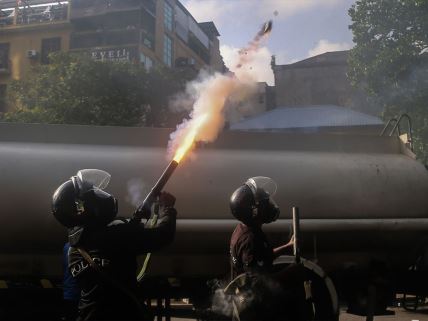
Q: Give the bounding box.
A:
[52,169,118,228]
[230,176,280,225]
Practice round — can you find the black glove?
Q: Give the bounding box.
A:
[159,191,176,208]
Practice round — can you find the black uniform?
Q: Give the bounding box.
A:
[230,223,274,277]
[68,208,176,321]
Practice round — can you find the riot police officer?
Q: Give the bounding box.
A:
[52,169,177,321]
[229,176,294,277]
[228,177,295,321]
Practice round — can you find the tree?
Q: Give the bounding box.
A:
[348,0,428,161]
[3,52,197,127]
[144,64,198,127]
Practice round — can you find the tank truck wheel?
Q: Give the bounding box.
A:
[274,256,339,321]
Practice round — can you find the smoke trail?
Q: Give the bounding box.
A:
[234,21,272,70]
[167,21,273,160]
[125,178,148,207]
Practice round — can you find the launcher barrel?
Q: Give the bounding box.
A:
[133,160,179,221]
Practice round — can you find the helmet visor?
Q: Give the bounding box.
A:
[75,169,111,193]
[245,176,277,201]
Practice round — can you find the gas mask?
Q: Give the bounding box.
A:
[245,177,280,224]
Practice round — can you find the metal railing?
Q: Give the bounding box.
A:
[0,9,15,26]
[0,3,68,28]
[380,113,413,151]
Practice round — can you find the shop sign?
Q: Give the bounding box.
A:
[90,47,137,62]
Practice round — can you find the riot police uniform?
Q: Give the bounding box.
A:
[52,169,177,321]
[229,177,280,277]
[230,223,275,277]
[228,177,295,321]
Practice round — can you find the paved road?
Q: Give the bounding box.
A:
[339,308,428,321]
[171,308,428,321]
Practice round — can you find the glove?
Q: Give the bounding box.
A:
[133,203,151,220]
[159,191,176,208]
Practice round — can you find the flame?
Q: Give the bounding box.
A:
[169,21,273,163]
[173,114,208,163]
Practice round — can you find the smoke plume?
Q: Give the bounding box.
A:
[208,274,283,318]
[167,21,273,161]
[125,178,148,207]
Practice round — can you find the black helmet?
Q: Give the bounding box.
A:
[230,176,280,225]
[52,169,118,228]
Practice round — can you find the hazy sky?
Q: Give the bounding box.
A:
[181,0,356,84]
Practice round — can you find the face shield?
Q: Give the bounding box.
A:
[71,169,117,225]
[72,169,111,196]
[245,176,277,201]
[244,176,280,224]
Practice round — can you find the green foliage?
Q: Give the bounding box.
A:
[3,52,197,127]
[348,0,428,161]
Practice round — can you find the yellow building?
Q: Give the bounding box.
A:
[0,0,225,112]
[0,1,71,111]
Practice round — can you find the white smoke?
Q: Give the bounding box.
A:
[208,275,284,318]
[125,178,147,207]
[221,44,275,85]
[211,287,234,317]
[168,23,272,161]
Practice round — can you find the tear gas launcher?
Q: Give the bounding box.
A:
[132,160,178,222]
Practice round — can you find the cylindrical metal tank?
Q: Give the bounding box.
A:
[0,123,427,277]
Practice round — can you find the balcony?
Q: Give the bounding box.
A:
[71,0,145,19]
[0,2,68,28]
[188,33,210,64]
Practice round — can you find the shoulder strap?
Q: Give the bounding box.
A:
[77,248,98,270]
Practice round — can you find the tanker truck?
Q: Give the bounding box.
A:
[0,121,427,317]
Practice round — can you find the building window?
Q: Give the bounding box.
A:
[188,33,210,64]
[41,38,61,64]
[164,2,173,32]
[0,84,6,112]
[163,34,173,67]
[0,43,10,70]
[141,8,156,50]
[140,52,153,71]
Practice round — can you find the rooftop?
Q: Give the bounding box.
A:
[274,50,349,70]
[198,21,220,39]
[230,105,384,132]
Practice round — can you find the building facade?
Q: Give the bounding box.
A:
[0,0,225,112]
[225,81,276,125]
[0,1,71,111]
[271,51,377,115]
